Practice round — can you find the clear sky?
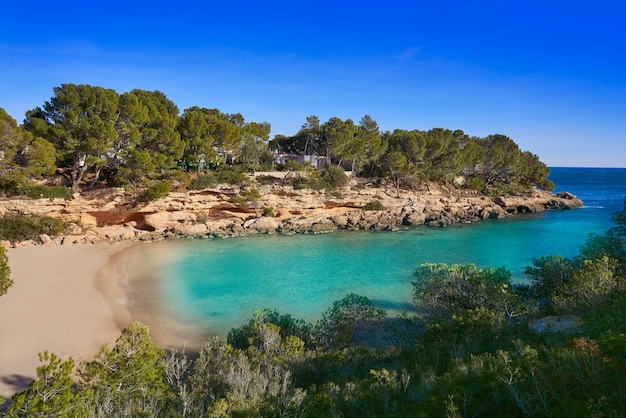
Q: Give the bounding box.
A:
[1,1,625,167]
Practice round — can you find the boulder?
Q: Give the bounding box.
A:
[244,216,280,233]
[310,219,336,234]
[144,212,174,231]
[174,223,209,236]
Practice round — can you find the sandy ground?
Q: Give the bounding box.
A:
[0,243,133,399]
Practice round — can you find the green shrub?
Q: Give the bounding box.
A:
[313,293,385,349]
[163,170,190,189]
[228,308,312,349]
[189,174,217,190]
[468,176,486,192]
[0,214,67,242]
[262,207,275,217]
[320,165,349,190]
[137,180,172,203]
[18,184,72,200]
[292,178,313,190]
[362,200,385,211]
[213,168,247,185]
[256,175,279,185]
[0,177,22,196]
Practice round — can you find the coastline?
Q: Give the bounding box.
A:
[0,182,585,399]
[0,182,583,248]
[0,243,133,398]
[113,241,212,352]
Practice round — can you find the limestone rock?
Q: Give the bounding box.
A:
[0,179,584,245]
[174,223,209,236]
[310,219,335,234]
[244,216,280,233]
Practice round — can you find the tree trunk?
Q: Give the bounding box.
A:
[87,166,103,190]
[71,162,89,192]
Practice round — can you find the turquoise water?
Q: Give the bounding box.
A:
[129,167,626,337]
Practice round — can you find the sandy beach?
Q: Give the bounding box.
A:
[0,243,133,398]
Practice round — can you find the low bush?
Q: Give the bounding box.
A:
[137,180,172,203]
[213,168,248,185]
[189,174,217,190]
[0,213,67,242]
[188,169,248,190]
[0,177,22,196]
[256,175,279,185]
[18,184,72,200]
[362,200,385,211]
[320,165,349,190]
[163,170,190,189]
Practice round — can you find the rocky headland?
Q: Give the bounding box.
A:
[0,175,583,247]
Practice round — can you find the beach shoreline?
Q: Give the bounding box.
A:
[0,243,134,398]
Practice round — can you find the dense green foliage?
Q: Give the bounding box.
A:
[0,108,56,196]
[0,214,66,242]
[2,84,554,196]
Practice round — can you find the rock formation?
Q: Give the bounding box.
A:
[0,179,583,247]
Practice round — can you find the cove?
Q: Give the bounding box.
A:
[126,167,626,340]
[129,214,593,338]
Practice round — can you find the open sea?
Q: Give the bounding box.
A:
[126,167,626,338]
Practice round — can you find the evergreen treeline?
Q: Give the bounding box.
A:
[2,84,553,196]
[4,201,626,417]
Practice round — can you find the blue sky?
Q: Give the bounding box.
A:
[1,1,625,167]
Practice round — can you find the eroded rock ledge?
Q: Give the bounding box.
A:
[0,182,583,247]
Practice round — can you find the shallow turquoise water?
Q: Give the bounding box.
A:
[129,167,626,337]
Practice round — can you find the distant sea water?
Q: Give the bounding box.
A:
[127,167,626,338]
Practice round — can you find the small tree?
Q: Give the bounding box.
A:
[319,164,349,190]
[80,322,172,417]
[413,263,523,322]
[552,256,623,313]
[314,293,385,349]
[7,352,85,417]
[234,188,262,217]
[228,308,311,349]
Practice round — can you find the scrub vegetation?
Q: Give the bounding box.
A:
[4,200,626,416]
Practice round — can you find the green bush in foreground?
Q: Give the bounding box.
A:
[0,213,66,242]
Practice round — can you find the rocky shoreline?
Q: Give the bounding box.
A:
[0,180,583,247]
